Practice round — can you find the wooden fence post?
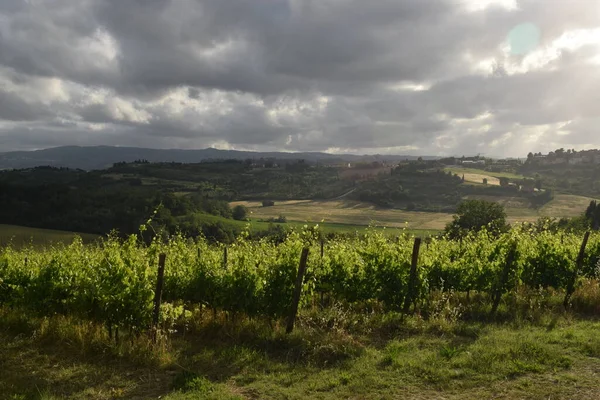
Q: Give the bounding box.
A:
[286,248,310,334]
[491,242,518,316]
[564,231,590,309]
[403,237,422,314]
[152,253,166,343]
[320,239,324,260]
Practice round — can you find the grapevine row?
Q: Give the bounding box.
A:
[1,227,599,333]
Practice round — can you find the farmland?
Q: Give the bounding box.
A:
[1,157,600,399]
[2,227,600,398]
[444,166,526,180]
[232,199,453,230]
[232,193,597,231]
[1,159,595,242]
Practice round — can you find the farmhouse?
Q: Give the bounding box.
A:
[461,160,486,166]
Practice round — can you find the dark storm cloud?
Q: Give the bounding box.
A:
[0,0,599,155]
[0,90,51,121]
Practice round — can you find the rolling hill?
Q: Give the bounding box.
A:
[0,146,438,171]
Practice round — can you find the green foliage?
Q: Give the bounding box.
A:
[232,205,248,221]
[1,226,599,335]
[520,157,600,198]
[445,200,508,238]
[585,200,600,230]
[355,167,463,211]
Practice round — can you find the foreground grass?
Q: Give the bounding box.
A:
[3,306,600,399]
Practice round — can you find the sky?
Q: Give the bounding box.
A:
[1,0,599,157]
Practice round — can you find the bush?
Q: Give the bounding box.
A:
[445,199,508,238]
[266,215,287,223]
[262,200,275,207]
[232,205,248,221]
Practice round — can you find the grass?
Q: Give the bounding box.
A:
[231,194,596,233]
[444,167,526,180]
[462,194,599,224]
[3,191,594,249]
[231,200,454,231]
[0,225,99,248]
[4,303,600,399]
[198,210,441,236]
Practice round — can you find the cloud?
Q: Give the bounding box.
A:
[0,0,599,156]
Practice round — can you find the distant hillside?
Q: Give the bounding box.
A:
[0,146,438,170]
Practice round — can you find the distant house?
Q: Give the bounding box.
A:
[520,180,536,193]
[532,149,600,166]
[495,158,522,166]
[569,157,584,165]
[581,154,594,163]
[461,160,486,166]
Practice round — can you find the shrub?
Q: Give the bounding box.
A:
[232,205,248,221]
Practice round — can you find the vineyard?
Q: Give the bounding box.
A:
[1,226,599,337]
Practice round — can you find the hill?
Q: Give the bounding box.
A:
[0,224,99,248]
[0,145,438,170]
[2,157,591,241]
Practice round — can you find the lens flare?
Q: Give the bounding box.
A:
[507,23,541,55]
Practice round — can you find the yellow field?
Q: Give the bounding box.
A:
[231,200,453,230]
[539,194,597,217]
[461,173,501,186]
[232,194,597,231]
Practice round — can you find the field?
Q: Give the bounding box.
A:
[465,194,599,224]
[443,167,529,187]
[0,224,99,248]
[444,166,525,180]
[2,228,600,399]
[232,194,597,231]
[194,212,437,237]
[232,200,452,230]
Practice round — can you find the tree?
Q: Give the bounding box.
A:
[585,200,600,230]
[483,178,488,185]
[445,200,508,238]
[232,205,248,221]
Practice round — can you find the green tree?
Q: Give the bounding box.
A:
[585,200,600,230]
[232,205,248,221]
[445,199,508,238]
